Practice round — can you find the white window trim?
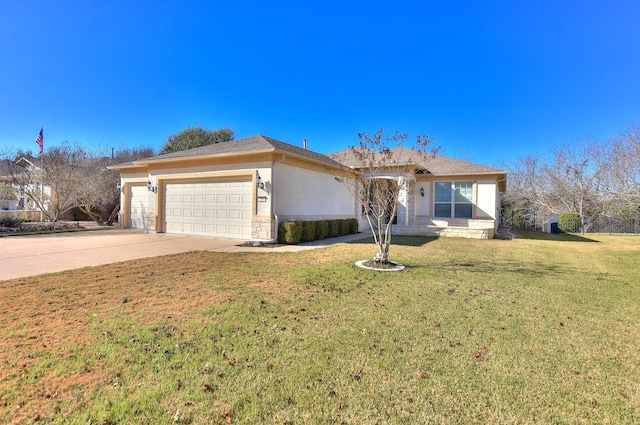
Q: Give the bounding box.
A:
[434,181,474,218]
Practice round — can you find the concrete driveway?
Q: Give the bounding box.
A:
[0,229,372,281]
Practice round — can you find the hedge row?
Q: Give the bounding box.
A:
[277,218,359,244]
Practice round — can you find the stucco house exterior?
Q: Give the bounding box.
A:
[328,147,507,239]
[110,135,507,240]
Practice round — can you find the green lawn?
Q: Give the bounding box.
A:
[1,233,639,424]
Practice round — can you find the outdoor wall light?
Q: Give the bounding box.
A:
[420,187,425,197]
[146,180,157,193]
[256,174,265,190]
[116,183,122,193]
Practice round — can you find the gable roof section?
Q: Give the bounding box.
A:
[0,160,27,181]
[111,135,346,170]
[327,147,506,176]
[0,160,14,178]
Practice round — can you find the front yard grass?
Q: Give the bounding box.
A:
[1,233,639,424]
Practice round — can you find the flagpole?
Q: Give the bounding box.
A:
[40,123,43,222]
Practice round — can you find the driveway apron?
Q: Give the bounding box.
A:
[0,230,242,281]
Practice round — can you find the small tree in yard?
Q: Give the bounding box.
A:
[336,129,438,265]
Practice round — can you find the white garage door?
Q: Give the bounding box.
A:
[164,180,253,239]
[129,185,149,229]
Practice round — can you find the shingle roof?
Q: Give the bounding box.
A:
[327,147,506,176]
[120,135,346,169]
[0,160,26,179]
[110,135,505,180]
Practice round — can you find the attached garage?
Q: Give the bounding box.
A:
[164,179,253,239]
[110,135,358,240]
[129,185,149,229]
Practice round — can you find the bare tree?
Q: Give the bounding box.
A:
[504,138,605,233]
[600,125,640,215]
[5,143,154,223]
[544,139,605,233]
[76,146,155,224]
[502,155,552,229]
[333,129,437,265]
[39,142,89,221]
[74,157,117,223]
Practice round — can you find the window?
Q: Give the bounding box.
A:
[434,181,473,218]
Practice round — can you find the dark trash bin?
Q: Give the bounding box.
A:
[550,222,559,234]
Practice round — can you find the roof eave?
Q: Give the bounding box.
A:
[133,148,277,166]
[109,146,348,172]
[424,171,507,177]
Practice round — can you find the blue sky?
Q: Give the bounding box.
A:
[1,1,639,166]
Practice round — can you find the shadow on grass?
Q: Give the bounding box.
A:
[513,231,599,243]
[347,235,438,248]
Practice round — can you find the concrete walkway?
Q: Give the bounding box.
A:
[0,229,372,281]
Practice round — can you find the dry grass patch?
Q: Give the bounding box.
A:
[1,233,639,424]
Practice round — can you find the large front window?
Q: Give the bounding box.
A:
[434,181,473,218]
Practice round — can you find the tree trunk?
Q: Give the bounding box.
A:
[107,203,120,225]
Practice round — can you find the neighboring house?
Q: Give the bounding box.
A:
[0,160,17,186]
[13,158,51,212]
[110,135,507,240]
[0,160,31,211]
[0,160,19,210]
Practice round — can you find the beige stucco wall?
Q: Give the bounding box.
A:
[415,181,431,216]
[255,167,272,218]
[475,180,498,220]
[275,163,355,219]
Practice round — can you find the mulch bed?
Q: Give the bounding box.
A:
[238,241,284,248]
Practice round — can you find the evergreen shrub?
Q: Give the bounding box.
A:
[315,220,329,240]
[278,221,303,244]
[301,221,316,242]
[339,219,351,236]
[348,218,359,234]
[278,218,359,244]
[558,212,581,233]
[328,220,340,237]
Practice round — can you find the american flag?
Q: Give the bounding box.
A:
[35,127,43,156]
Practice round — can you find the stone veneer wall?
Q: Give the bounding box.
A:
[415,217,495,229]
[252,218,275,240]
[392,225,494,240]
[144,213,157,233]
